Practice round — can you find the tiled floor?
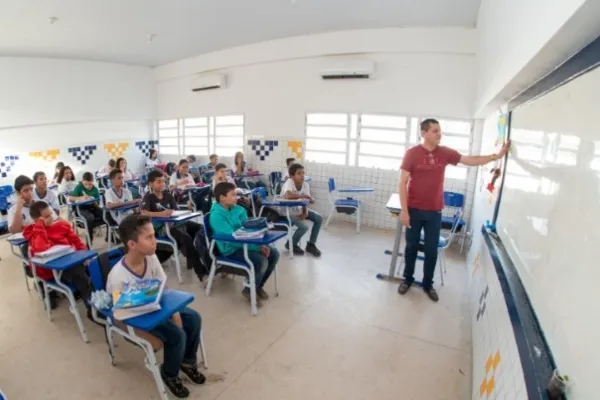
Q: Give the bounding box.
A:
[0,221,472,400]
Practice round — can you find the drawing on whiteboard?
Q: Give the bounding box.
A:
[486,167,502,193]
[480,350,502,398]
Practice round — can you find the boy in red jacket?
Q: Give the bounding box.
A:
[23,201,93,315]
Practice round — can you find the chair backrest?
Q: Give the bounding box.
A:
[444,209,464,248]
[252,187,267,199]
[269,171,281,187]
[443,191,464,208]
[202,213,213,241]
[87,247,125,291]
[328,178,336,193]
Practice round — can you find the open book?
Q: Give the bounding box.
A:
[112,278,166,320]
[171,210,191,217]
[30,245,75,263]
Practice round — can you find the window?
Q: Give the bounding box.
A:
[357,114,408,170]
[305,113,348,165]
[157,115,244,157]
[158,119,180,155]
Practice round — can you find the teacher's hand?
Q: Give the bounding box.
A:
[400,211,411,228]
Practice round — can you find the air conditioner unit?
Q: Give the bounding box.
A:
[320,60,375,80]
[191,73,227,92]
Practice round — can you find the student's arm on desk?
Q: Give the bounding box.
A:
[141,209,174,218]
[399,169,410,228]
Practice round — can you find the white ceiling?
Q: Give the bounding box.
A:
[0,0,481,67]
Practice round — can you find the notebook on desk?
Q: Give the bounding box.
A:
[171,210,191,217]
[30,245,75,263]
[112,278,166,320]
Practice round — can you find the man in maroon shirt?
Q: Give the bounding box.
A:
[398,118,509,301]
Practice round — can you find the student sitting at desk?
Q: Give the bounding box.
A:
[141,170,204,276]
[24,201,94,317]
[280,163,322,257]
[57,165,77,194]
[282,158,295,181]
[32,171,60,215]
[211,163,235,191]
[170,159,207,212]
[8,175,58,234]
[106,215,207,398]
[233,151,266,190]
[210,182,279,306]
[146,149,160,168]
[206,153,218,170]
[70,172,105,244]
[116,157,141,198]
[104,168,140,224]
[51,161,65,184]
[98,159,116,176]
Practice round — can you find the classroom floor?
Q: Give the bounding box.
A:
[0,221,472,400]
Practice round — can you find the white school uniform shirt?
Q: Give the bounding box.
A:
[146,158,160,168]
[104,187,135,223]
[122,169,137,181]
[98,165,112,176]
[282,168,290,180]
[212,176,235,192]
[170,171,195,188]
[33,188,60,213]
[106,255,167,296]
[7,202,58,232]
[279,179,310,216]
[59,180,77,194]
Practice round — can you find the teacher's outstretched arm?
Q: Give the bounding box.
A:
[459,141,511,166]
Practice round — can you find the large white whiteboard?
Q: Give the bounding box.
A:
[497,65,600,399]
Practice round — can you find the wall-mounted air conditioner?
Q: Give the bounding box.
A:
[320,60,375,80]
[191,73,227,92]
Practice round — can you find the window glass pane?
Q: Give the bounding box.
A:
[350,114,358,138]
[445,166,467,180]
[410,117,419,144]
[439,119,471,135]
[185,137,207,146]
[159,138,178,147]
[216,126,243,136]
[184,127,208,136]
[159,146,179,155]
[360,142,405,157]
[216,147,240,157]
[216,137,244,147]
[306,138,347,152]
[158,119,178,129]
[441,136,470,152]
[216,115,244,125]
[349,141,357,166]
[306,126,347,139]
[305,151,346,165]
[158,128,178,138]
[307,113,347,126]
[360,128,406,143]
[362,114,407,129]
[511,129,544,145]
[358,156,401,170]
[184,117,208,127]
[184,146,208,155]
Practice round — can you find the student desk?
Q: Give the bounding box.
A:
[280,176,312,183]
[101,202,140,248]
[151,211,203,283]
[378,193,404,283]
[211,230,287,315]
[32,250,98,343]
[258,199,310,259]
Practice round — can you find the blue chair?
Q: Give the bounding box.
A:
[442,191,467,252]
[269,171,283,196]
[69,201,106,249]
[325,177,374,233]
[203,214,278,316]
[87,248,208,400]
[416,209,464,287]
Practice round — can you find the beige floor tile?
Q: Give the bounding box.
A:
[0,220,471,400]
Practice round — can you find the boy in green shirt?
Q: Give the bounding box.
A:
[209,182,279,307]
[69,171,104,244]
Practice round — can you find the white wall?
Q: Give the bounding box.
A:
[475,0,600,114]
[0,58,156,185]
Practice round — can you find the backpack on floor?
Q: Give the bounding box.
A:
[192,228,214,282]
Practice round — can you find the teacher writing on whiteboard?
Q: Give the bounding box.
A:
[398,119,509,302]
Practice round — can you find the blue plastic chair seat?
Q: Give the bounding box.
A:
[334,199,359,207]
[215,256,250,268]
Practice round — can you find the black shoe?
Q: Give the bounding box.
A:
[161,367,190,398]
[424,287,439,302]
[180,363,206,385]
[397,281,412,295]
[305,242,321,257]
[285,242,305,255]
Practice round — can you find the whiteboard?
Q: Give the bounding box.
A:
[497,65,600,399]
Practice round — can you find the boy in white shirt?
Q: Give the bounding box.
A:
[32,171,60,215]
[106,215,206,399]
[280,163,322,257]
[211,163,235,191]
[169,159,196,191]
[104,168,140,225]
[8,175,57,233]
